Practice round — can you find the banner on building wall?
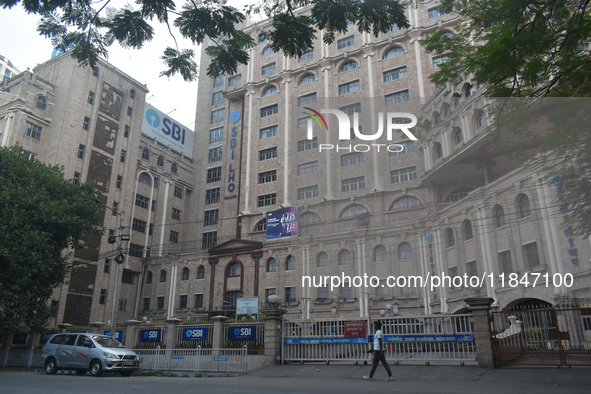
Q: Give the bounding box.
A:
[266,208,298,240]
[142,103,195,159]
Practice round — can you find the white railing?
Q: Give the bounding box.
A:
[134,346,247,374]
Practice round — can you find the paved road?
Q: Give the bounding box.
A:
[2,364,590,393]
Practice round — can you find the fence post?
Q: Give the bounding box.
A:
[3,347,9,367]
[465,297,495,368]
[57,323,72,333]
[155,345,160,371]
[195,345,201,374]
[89,321,105,334]
[211,315,227,350]
[261,307,286,366]
[124,320,140,348]
[166,318,182,349]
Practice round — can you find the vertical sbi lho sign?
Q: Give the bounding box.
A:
[142,103,195,159]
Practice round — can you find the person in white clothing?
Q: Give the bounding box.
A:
[364,321,394,381]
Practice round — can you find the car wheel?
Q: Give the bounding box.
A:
[120,370,133,377]
[45,358,58,375]
[76,370,87,376]
[89,360,103,377]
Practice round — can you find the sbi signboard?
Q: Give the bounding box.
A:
[228,326,257,341]
[142,103,195,159]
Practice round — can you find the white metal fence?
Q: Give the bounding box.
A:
[134,346,248,374]
[283,315,476,365]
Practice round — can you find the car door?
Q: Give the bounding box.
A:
[56,334,78,368]
[71,334,93,369]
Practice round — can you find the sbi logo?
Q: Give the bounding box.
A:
[230,110,241,123]
[235,327,252,336]
[145,109,160,128]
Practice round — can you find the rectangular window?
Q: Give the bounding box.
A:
[212,91,224,105]
[121,270,133,284]
[261,104,278,117]
[170,230,179,243]
[129,243,144,258]
[87,91,94,104]
[260,125,277,139]
[209,126,224,143]
[194,294,204,308]
[50,300,59,318]
[99,289,106,305]
[205,187,220,204]
[124,125,129,138]
[258,170,277,184]
[206,167,222,183]
[116,175,122,189]
[259,147,277,161]
[297,185,319,200]
[213,74,224,87]
[433,56,449,68]
[22,150,36,160]
[228,74,241,86]
[179,295,187,309]
[385,90,410,106]
[72,172,80,184]
[285,287,296,303]
[24,122,42,140]
[172,208,181,221]
[299,50,313,62]
[143,298,150,312]
[92,67,99,77]
[298,118,308,129]
[127,106,132,116]
[262,62,276,75]
[83,116,90,131]
[339,80,360,95]
[390,166,417,184]
[466,261,478,277]
[265,288,276,302]
[204,209,219,226]
[202,231,217,249]
[174,185,183,199]
[384,66,407,82]
[257,193,276,207]
[132,218,147,233]
[298,161,318,175]
[339,103,361,116]
[340,284,352,299]
[77,144,85,159]
[208,146,222,163]
[317,286,329,300]
[120,149,126,163]
[298,137,318,151]
[112,202,118,215]
[524,242,540,268]
[135,193,150,209]
[428,7,447,19]
[298,93,317,107]
[211,108,225,123]
[389,141,415,157]
[157,296,164,310]
[104,258,110,273]
[337,36,355,49]
[342,176,365,192]
[341,152,363,166]
[499,251,513,274]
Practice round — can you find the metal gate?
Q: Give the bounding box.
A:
[283,315,476,365]
[492,307,591,367]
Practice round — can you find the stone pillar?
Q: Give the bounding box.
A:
[57,323,72,333]
[124,320,140,348]
[89,321,105,334]
[211,315,228,349]
[165,318,182,349]
[261,308,287,366]
[465,297,495,368]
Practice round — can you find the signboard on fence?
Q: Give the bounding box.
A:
[344,321,367,337]
[12,334,27,345]
[182,327,208,341]
[139,328,162,343]
[228,326,257,341]
[236,296,259,315]
[103,330,123,341]
[285,337,368,345]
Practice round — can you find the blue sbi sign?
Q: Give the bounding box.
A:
[142,103,195,159]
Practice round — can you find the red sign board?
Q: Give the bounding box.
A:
[344,321,367,337]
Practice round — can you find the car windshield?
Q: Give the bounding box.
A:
[91,335,124,348]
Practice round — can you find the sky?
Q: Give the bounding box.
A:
[0,0,253,129]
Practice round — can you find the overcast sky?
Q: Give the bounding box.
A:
[0,0,253,129]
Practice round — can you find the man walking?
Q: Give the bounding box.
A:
[364,321,394,381]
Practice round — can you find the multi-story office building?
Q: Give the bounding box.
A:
[0,54,20,84]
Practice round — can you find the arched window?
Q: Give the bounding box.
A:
[36,96,47,111]
[181,267,189,280]
[160,270,167,283]
[464,83,474,97]
[130,89,136,99]
[441,30,454,39]
[171,162,177,174]
[254,219,267,232]
[453,127,463,145]
[157,156,164,167]
[518,194,531,218]
[197,265,205,279]
[339,60,358,73]
[146,271,153,284]
[442,103,451,118]
[447,228,455,247]
[384,46,404,59]
[262,46,273,56]
[301,212,321,225]
[374,245,387,262]
[339,250,352,266]
[464,220,473,240]
[433,142,443,160]
[452,92,461,109]
[228,262,241,277]
[299,73,316,85]
[434,112,441,125]
[398,242,412,259]
[286,255,295,271]
[267,258,276,272]
[262,85,277,97]
[340,204,368,218]
[138,172,152,186]
[474,109,485,129]
[445,187,473,203]
[390,196,422,211]
[317,252,328,267]
[494,205,506,228]
[259,32,267,42]
[142,148,150,160]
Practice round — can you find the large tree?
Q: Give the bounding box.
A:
[1,0,409,80]
[0,146,101,331]
[424,0,591,237]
